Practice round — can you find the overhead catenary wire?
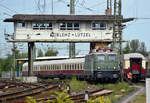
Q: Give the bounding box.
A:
[0,4,18,13]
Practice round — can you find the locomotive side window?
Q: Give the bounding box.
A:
[97,55,105,61]
[108,54,116,61]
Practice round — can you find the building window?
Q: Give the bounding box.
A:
[17,22,25,28]
[92,22,106,30]
[67,22,73,30]
[60,22,66,30]
[46,23,52,30]
[60,22,79,30]
[32,22,52,30]
[74,23,79,30]
[33,23,39,30]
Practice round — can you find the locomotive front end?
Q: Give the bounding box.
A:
[93,52,120,81]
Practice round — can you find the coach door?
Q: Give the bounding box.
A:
[130,58,142,76]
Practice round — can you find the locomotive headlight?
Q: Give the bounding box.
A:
[113,66,116,70]
[97,66,101,70]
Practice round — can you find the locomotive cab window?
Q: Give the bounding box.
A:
[108,54,117,61]
[97,55,105,61]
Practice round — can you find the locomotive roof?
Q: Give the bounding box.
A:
[23,58,85,66]
[88,51,118,55]
[124,53,146,60]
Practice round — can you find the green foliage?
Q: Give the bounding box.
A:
[0,49,28,72]
[130,39,140,53]
[69,77,87,91]
[45,47,58,56]
[94,82,134,103]
[50,89,74,103]
[1,54,13,71]
[26,96,37,103]
[123,42,130,54]
[37,49,44,57]
[133,94,146,103]
[26,90,74,103]
[15,49,28,59]
[123,39,148,56]
[87,96,111,103]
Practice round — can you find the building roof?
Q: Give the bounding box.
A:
[4,14,134,23]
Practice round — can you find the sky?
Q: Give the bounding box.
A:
[0,0,150,57]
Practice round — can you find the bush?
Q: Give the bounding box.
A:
[87,96,111,103]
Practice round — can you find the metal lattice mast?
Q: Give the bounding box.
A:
[113,0,122,54]
[113,0,123,80]
[69,0,75,58]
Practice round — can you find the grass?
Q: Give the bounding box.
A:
[132,94,146,103]
[41,78,135,103]
[93,82,135,103]
[65,77,88,91]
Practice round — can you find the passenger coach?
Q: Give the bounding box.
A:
[22,49,121,82]
[123,53,147,81]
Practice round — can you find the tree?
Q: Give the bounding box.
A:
[37,49,43,57]
[130,39,140,53]
[123,42,130,54]
[45,47,58,56]
[122,40,148,56]
[139,42,148,56]
[1,54,13,71]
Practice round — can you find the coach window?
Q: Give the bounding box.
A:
[74,64,76,70]
[50,65,51,70]
[18,22,25,28]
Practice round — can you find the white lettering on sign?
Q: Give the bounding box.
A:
[50,32,92,38]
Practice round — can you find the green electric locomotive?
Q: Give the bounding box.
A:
[84,49,121,81]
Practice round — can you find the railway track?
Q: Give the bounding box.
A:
[0,81,60,102]
[35,88,112,103]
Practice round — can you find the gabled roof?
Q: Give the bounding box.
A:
[4,14,134,22]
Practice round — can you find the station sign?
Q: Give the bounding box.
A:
[14,31,113,42]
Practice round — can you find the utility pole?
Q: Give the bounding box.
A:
[12,42,16,79]
[113,0,123,81]
[69,0,75,58]
[28,42,35,76]
[107,0,112,10]
[51,0,53,14]
[106,0,112,15]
